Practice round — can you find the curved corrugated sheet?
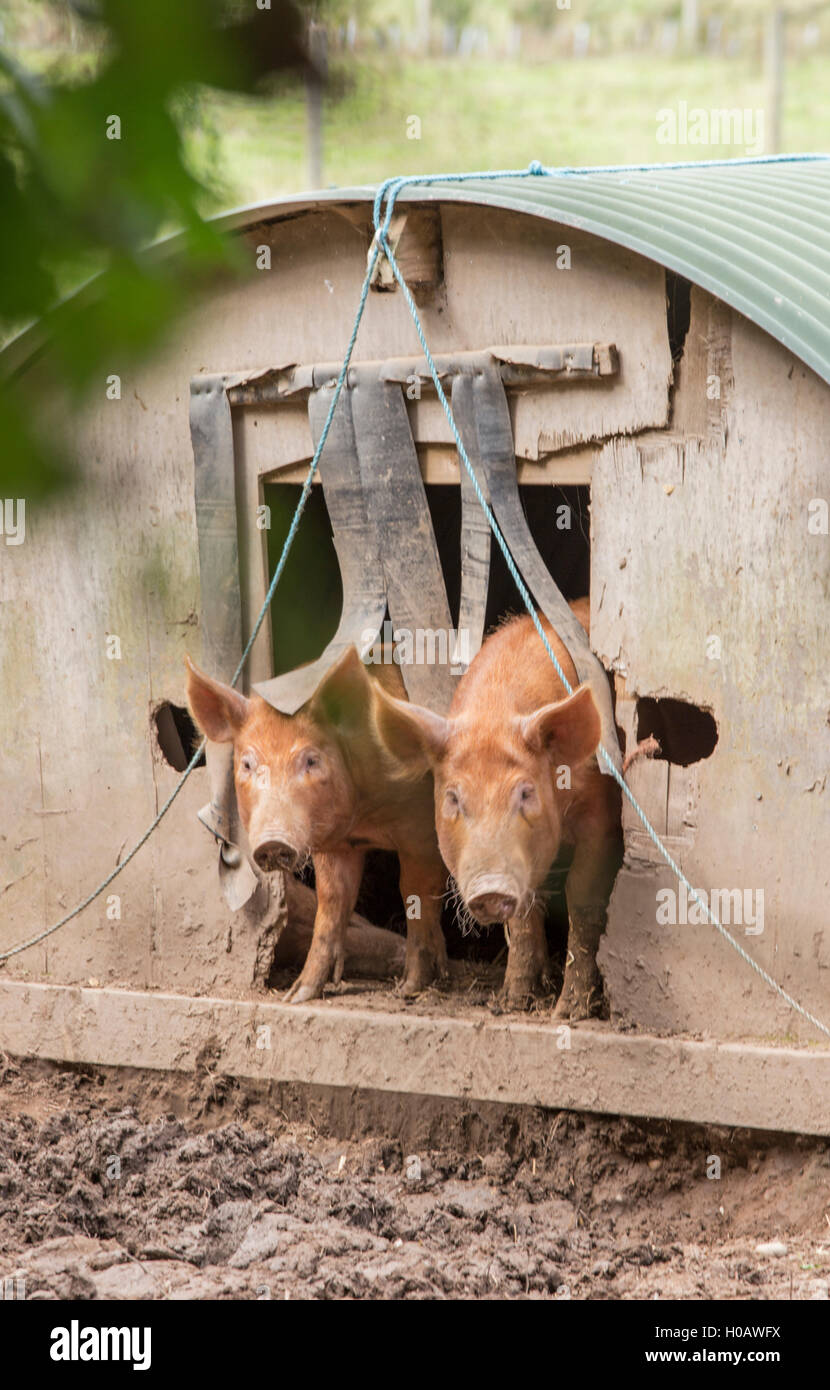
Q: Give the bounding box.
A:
[387,161,830,387]
[5,160,830,384]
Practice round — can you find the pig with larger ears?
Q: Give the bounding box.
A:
[185,648,448,1002]
[371,610,623,1017]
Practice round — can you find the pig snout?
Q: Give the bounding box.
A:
[252,836,301,874]
[466,875,522,924]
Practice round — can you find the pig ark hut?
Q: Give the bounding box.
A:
[1,160,829,1137]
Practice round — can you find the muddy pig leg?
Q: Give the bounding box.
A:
[555,818,623,1021]
[398,853,449,996]
[502,901,551,1011]
[284,848,365,1003]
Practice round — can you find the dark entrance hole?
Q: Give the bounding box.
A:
[426,482,592,630]
[666,269,692,364]
[263,482,343,676]
[154,702,205,771]
[635,697,718,767]
[262,480,592,668]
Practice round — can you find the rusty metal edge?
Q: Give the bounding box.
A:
[0,979,828,1137]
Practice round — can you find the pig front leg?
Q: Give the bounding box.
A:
[556,825,623,1021]
[398,853,449,996]
[284,848,365,1004]
[502,901,551,1010]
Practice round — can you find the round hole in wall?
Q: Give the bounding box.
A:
[154,702,206,771]
[635,697,718,767]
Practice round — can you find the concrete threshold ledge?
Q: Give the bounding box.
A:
[1,978,828,1136]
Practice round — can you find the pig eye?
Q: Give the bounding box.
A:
[518,782,537,810]
[300,749,321,773]
[444,788,461,816]
[239,751,258,776]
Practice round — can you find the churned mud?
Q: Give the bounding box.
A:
[0,1058,828,1301]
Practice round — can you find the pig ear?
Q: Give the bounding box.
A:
[308,646,374,731]
[517,684,600,768]
[372,682,450,774]
[185,655,249,743]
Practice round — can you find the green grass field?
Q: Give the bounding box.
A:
[186,51,830,208]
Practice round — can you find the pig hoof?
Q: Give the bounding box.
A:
[552,995,582,1022]
[399,947,447,998]
[283,940,345,1004]
[552,985,602,1022]
[399,971,443,998]
[502,992,539,1013]
[283,978,323,1004]
[501,992,531,1012]
[500,978,550,1012]
[399,964,436,998]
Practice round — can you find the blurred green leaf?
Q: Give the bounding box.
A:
[0,0,314,499]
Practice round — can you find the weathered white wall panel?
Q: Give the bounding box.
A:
[594,290,830,1043]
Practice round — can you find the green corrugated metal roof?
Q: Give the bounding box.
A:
[384,160,830,387]
[5,159,830,385]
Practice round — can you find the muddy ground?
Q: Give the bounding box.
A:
[1,1057,828,1301]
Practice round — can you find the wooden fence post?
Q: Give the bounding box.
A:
[682,0,700,49]
[306,22,328,189]
[765,8,785,154]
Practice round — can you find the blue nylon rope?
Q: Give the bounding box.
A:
[372,153,830,235]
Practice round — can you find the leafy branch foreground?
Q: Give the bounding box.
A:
[0,0,312,498]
